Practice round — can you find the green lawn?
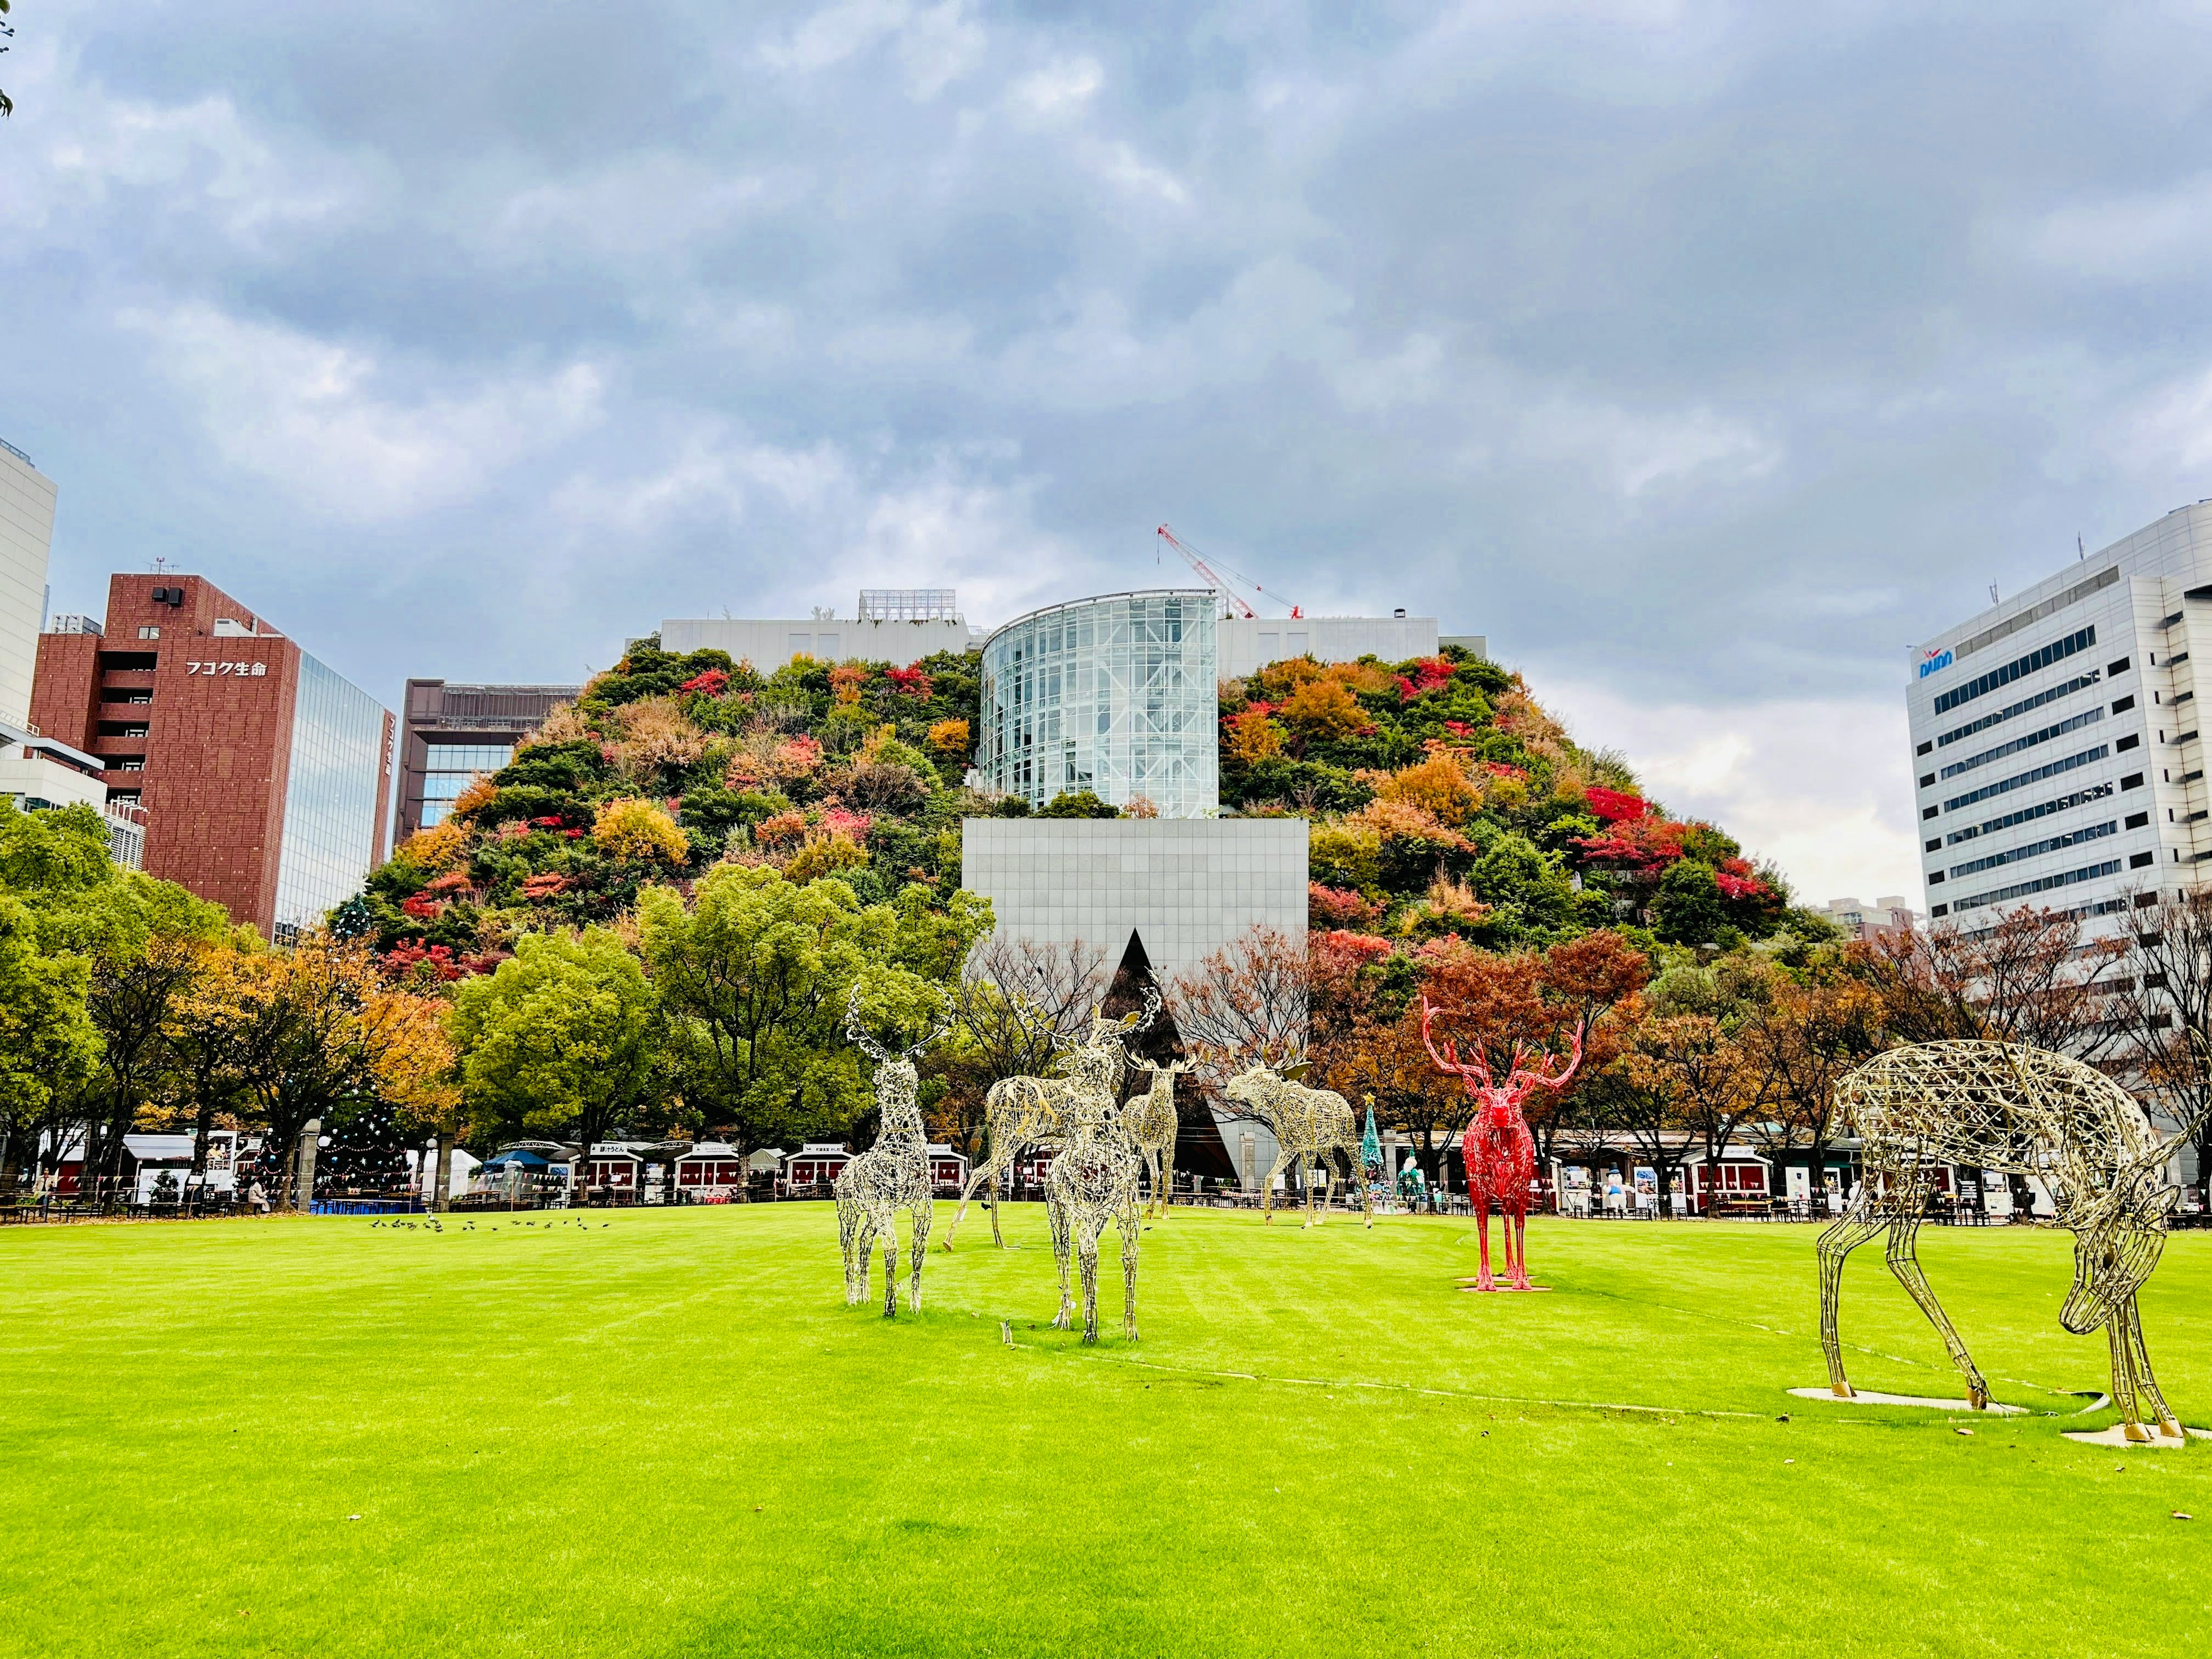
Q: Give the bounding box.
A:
[5,1204,2210,1657]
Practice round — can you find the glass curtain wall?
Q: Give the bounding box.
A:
[274,654,390,935]
[420,742,512,828]
[978,590,1217,816]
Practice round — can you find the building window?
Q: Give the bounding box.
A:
[2118,733,2141,751]
[2112,695,2135,713]
[137,626,160,640]
[2131,851,2156,868]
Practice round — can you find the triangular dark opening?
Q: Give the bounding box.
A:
[1103,927,1236,1183]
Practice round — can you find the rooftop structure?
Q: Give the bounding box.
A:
[395,679,581,840]
[1823,895,1921,942]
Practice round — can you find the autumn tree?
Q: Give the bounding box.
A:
[1863,905,2128,1063]
[1739,974,1883,1196]
[1168,923,1315,1097]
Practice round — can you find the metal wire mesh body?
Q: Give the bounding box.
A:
[1124,1060,1186,1217]
[1221,1063,1374,1230]
[835,998,948,1317]
[1045,1087,1143,1343]
[944,990,1158,1249]
[1821,1040,2184,1441]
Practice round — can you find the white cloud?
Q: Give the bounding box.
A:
[124,305,603,521]
[758,0,983,99]
[2116,363,2212,473]
[1529,671,1923,909]
[2024,173,2212,282]
[1516,397,1782,496]
[1010,57,1104,120]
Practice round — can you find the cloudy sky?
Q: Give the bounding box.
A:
[7,1,2212,904]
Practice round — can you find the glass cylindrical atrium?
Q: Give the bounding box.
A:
[976,590,1218,817]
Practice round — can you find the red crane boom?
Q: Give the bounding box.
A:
[1155,524,1300,619]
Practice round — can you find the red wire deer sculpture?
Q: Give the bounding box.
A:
[1419,998,1584,1291]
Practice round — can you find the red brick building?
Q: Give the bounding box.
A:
[32,574,393,937]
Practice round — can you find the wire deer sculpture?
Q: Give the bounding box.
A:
[835,989,951,1317]
[1124,1058,1187,1217]
[1821,1040,2188,1442]
[1419,998,1584,1291]
[1046,1072,1145,1343]
[943,986,1160,1250]
[1217,1047,1374,1229]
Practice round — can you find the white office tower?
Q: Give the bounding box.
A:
[0,437,56,728]
[0,437,137,858]
[1907,502,2212,928]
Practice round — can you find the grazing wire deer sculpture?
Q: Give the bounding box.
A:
[835,990,951,1317]
[943,987,1160,1249]
[1821,1040,2188,1442]
[1124,1058,1187,1217]
[1419,998,1584,1291]
[1218,1048,1374,1229]
[1046,1074,1145,1343]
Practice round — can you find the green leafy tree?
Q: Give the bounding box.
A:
[450,929,661,1180]
[637,865,986,1162]
[0,889,100,1169]
[1037,790,1121,819]
[1651,859,1728,946]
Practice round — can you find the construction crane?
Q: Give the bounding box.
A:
[1154,524,1301,619]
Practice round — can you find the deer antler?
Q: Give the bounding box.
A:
[843,986,892,1063]
[1419,995,1496,1089]
[1503,1023,1584,1100]
[902,1006,953,1059]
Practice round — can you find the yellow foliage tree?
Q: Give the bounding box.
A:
[401,820,469,871]
[1279,677,1368,742]
[928,718,971,757]
[785,831,869,882]
[1309,821,1382,891]
[1376,755,1483,826]
[593,798,690,865]
[1224,708,1286,764]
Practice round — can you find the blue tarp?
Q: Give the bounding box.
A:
[482,1150,551,1169]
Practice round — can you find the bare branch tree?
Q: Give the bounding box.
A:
[2114,888,2212,1200]
[1168,924,1313,1105]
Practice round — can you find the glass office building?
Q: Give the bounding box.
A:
[976,590,1217,816]
[418,742,512,828]
[274,653,391,935]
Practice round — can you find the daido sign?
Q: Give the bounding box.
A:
[1917,646,1953,680]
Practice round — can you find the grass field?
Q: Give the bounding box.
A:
[5,1203,2211,1657]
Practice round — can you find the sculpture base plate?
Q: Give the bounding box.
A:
[1457,1279,1551,1293]
[2060,1423,2209,1448]
[1788,1387,2027,1415]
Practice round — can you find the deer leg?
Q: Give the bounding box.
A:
[1885,1214,1990,1408]
[908,1196,932,1313]
[1078,1224,1102,1345]
[1319,1149,1342,1226]
[853,1210,880,1309]
[876,1213,897,1319]
[1816,1196,1884,1398]
[1509,1206,1532,1290]
[1048,1185,1074,1330]
[989,1165,1007,1249]
[942,1154,990,1251]
[2122,1298,2183,1438]
[1261,1147,1293,1225]
[1119,1199,1140,1340]
[2107,1315,2150,1443]
[837,1187,863,1303]
[1474,1202,1497,1292]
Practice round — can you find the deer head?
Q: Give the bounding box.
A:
[844,987,946,1136]
[1418,994,1584,1124]
[1214,1043,1310,1112]
[2059,1161,2178,1335]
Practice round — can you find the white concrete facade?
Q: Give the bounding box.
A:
[1906,502,2212,929]
[658,615,975,671]
[0,440,59,730]
[1218,614,1439,679]
[959,816,1308,991]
